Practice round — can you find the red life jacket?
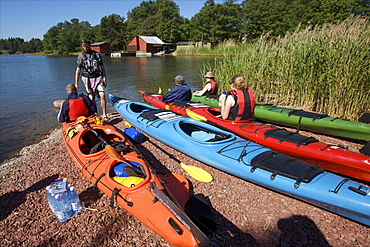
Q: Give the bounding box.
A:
[205,80,219,95]
[68,97,89,121]
[228,89,255,121]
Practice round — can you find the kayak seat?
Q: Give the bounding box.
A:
[264,128,319,147]
[288,110,328,120]
[250,151,325,188]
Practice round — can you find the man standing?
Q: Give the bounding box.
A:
[75,39,108,119]
[162,75,192,103]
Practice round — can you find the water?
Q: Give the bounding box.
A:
[0,55,216,163]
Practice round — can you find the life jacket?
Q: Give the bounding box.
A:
[204,80,219,95]
[81,51,102,77]
[68,97,89,121]
[228,89,255,121]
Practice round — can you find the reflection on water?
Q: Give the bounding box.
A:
[0,55,216,163]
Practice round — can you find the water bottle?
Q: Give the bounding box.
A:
[46,186,56,214]
[61,191,74,219]
[68,186,84,213]
[54,194,68,223]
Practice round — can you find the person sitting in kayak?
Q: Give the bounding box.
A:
[218,75,255,121]
[162,75,192,103]
[58,84,97,122]
[193,71,219,96]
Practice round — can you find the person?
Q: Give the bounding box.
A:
[162,75,192,103]
[193,71,219,96]
[75,39,108,119]
[218,75,255,121]
[58,84,97,123]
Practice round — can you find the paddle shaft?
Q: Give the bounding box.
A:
[145,137,182,164]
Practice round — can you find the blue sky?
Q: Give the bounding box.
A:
[0,0,241,41]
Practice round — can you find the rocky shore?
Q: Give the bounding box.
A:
[1,112,369,246]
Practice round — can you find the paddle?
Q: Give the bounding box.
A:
[123,121,213,183]
[76,117,126,162]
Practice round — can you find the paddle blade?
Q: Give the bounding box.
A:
[180,162,213,183]
[158,87,163,94]
[186,109,207,122]
[105,145,125,162]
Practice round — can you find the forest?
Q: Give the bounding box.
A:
[1,0,368,54]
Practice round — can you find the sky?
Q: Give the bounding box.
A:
[0,0,241,41]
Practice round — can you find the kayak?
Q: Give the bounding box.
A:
[191,95,370,141]
[110,94,370,227]
[61,115,217,247]
[141,92,370,183]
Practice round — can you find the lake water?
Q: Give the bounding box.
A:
[0,55,216,163]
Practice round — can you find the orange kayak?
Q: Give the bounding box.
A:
[61,116,214,246]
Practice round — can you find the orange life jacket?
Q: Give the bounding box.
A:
[68,97,89,121]
[227,89,255,121]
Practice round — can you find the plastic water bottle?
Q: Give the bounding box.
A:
[46,186,56,213]
[61,191,74,219]
[54,194,68,223]
[68,187,84,213]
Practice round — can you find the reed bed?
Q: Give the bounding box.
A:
[201,16,369,120]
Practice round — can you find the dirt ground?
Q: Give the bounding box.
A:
[1,112,369,247]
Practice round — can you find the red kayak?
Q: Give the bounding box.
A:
[141,91,370,183]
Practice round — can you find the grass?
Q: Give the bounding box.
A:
[193,15,370,121]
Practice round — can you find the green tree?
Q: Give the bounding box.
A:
[190,0,242,44]
[125,0,184,43]
[27,38,43,53]
[98,14,127,51]
[43,19,96,54]
[241,0,369,40]
[156,0,183,43]
[126,0,158,40]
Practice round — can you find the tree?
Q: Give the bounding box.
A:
[43,19,95,54]
[98,14,127,51]
[125,0,184,44]
[190,0,242,44]
[27,38,43,53]
[156,0,183,44]
[241,0,369,40]
[126,1,158,41]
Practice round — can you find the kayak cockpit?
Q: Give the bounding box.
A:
[79,129,124,155]
[129,102,153,113]
[178,121,232,142]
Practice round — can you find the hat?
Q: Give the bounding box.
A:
[174,75,185,83]
[204,71,214,78]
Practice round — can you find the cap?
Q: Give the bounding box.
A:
[174,75,185,83]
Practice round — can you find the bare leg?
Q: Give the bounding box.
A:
[99,91,107,117]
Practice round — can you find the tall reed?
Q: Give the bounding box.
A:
[202,16,369,120]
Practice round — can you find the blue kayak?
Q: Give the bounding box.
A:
[110,94,370,227]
